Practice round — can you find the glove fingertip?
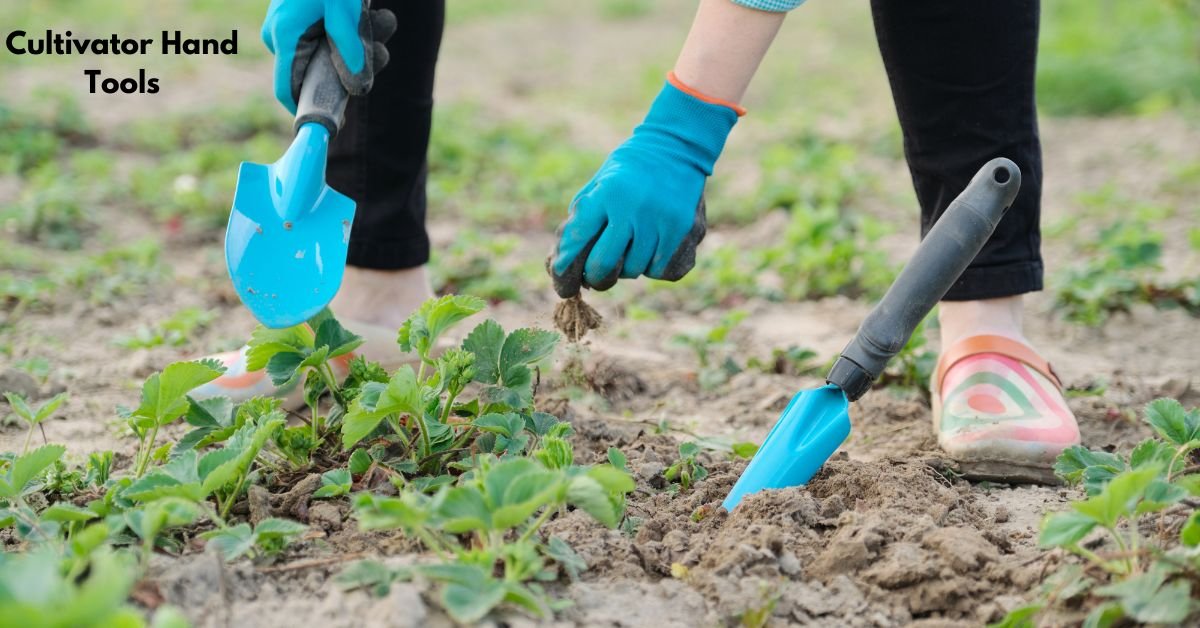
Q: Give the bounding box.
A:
[371,9,398,43]
[372,42,390,73]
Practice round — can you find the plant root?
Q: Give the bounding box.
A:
[554,294,602,342]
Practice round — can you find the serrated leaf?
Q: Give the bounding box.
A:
[245,325,311,371]
[133,361,224,427]
[349,449,373,475]
[437,486,492,533]
[399,295,485,357]
[185,396,234,429]
[1096,567,1191,624]
[0,444,65,498]
[314,469,352,499]
[353,493,430,531]
[473,413,525,439]
[266,351,306,387]
[586,465,636,494]
[492,469,560,529]
[1039,510,1097,548]
[314,317,363,358]
[499,328,559,382]
[40,502,98,523]
[463,319,505,384]
[547,536,587,581]
[1129,438,1176,470]
[335,560,400,595]
[254,517,307,539]
[441,576,506,624]
[342,366,422,449]
[1144,398,1200,446]
[1054,445,1125,488]
[3,392,34,422]
[202,523,255,561]
[1074,466,1158,528]
[1137,479,1187,514]
[567,475,621,528]
[33,392,68,423]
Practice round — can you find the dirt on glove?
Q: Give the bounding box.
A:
[554,294,603,342]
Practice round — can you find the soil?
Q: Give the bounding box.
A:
[3,1,1199,626]
[554,295,604,343]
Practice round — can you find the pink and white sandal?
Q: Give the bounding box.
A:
[932,334,1081,483]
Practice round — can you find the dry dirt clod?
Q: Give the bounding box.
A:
[554,294,602,342]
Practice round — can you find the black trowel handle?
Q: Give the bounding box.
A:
[294,41,349,137]
[827,158,1022,401]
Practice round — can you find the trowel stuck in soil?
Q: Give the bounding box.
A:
[555,294,603,342]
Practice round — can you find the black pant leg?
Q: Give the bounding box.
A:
[327,0,445,270]
[870,0,1044,300]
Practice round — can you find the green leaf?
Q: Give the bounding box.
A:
[133,360,224,427]
[0,444,65,498]
[245,325,311,371]
[32,392,68,423]
[567,475,622,528]
[335,560,402,596]
[1073,466,1158,528]
[731,441,759,459]
[314,317,363,358]
[473,413,525,439]
[314,468,352,498]
[499,328,559,381]
[342,366,422,449]
[547,536,588,581]
[349,449,373,475]
[988,603,1043,628]
[202,523,255,561]
[1136,479,1188,514]
[266,351,306,387]
[679,442,701,458]
[1129,438,1176,470]
[254,517,307,546]
[40,502,98,523]
[1039,510,1097,548]
[441,576,507,624]
[1096,567,1191,624]
[1144,398,1200,446]
[534,436,574,470]
[492,469,561,530]
[607,447,628,471]
[151,606,191,628]
[437,486,492,533]
[462,319,505,384]
[586,465,636,494]
[3,392,34,423]
[352,493,429,532]
[1054,445,1125,488]
[1181,511,1200,547]
[1082,602,1123,628]
[398,295,485,357]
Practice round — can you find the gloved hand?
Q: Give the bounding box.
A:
[549,77,741,298]
[261,0,397,113]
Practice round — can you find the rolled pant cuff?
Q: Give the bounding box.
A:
[347,238,430,270]
[942,260,1043,301]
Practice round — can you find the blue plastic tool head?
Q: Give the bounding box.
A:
[226,123,356,328]
[722,384,851,511]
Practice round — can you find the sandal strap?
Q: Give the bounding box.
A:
[934,334,1062,393]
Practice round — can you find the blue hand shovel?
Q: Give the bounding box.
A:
[723,158,1022,511]
[226,41,355,329]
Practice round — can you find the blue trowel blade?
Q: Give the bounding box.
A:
[226,163,355,329]
[722,384,852,511]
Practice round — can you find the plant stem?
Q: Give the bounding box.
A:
[136,424,161,477]
[308,397,320,443]
[21,424,34,455]
[415,527,450,560]
[220,472,250,520]
[517,506,556,545]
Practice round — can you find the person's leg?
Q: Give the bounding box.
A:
[327,0,445,330]
[196,0,445,406]
[871,0,1078,478]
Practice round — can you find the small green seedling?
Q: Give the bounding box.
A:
[124,359,225,477]
[670,311,747,390]
[202,517,307,561]
[4,392,67,454]
[664,442,709,492]
[313,468,352,499]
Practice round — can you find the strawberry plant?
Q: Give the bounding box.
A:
[201,518,308,561]
[664,441,709,492]
[3,392,67,454]
[997,399,1200,626]
[344,454,634,622]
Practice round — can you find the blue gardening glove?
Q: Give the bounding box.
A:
[261,0,397,114]
[549,79,740,298]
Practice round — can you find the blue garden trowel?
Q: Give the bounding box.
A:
[226,41,354,328]
[723,158,1023,511]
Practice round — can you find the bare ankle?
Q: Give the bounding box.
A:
[937,295,1027,348]
[330,265,434,329]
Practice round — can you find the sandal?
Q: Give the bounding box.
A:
[932,334,1081,483]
